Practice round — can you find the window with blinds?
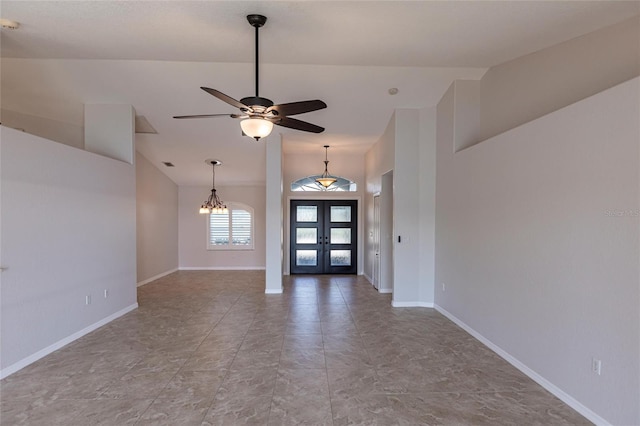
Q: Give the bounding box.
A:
[207,203,254,250]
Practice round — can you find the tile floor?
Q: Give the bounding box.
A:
[1,271,590,425]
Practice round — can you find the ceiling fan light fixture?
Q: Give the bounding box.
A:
[240,117,273,141]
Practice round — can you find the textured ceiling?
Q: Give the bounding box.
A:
[1,1,638,185]
[3,1,639,67]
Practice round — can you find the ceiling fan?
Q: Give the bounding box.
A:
[173,14,327,141]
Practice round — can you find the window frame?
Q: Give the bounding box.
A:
[206,202,255,251]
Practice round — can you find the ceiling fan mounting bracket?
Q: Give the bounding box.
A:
[247,14,267,28]
[240,96,274,109]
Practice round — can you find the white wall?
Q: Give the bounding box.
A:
[479,16,640,141]
[435,78,640,425]
[84,104,135,164]
[178,184,266,269]
[136,152,178,284]
[0,108,84,149]
[0,127,137,377]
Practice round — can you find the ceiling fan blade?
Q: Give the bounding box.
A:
[266,100,327,116]
[201,87,250,111]
[274,116,325,133]
[173,114,235,119]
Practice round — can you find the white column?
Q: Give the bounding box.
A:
[265,136,283,293]
[84,104,135,164]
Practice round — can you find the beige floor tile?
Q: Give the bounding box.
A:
[269,368,333,425]
[74,398,153,425]
[136,397,211,425]
[0,271,590,425]
[279,347,326,369]
[0,398,88,425]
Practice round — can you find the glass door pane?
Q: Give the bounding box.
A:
[296,228,317,244]
[296,206,318,222]
[330,206,351,222]
[296,250,317,266]
[330,250,351,266]
[330,228,351,244]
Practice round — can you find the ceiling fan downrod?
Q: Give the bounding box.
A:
[247,14,267,98]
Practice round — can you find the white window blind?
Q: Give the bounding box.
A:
[209,212,230,246]
[231,210,252,245]
[207,204,254,250]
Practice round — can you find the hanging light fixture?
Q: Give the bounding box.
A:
[315,145,337,189]
[199,159,228,214]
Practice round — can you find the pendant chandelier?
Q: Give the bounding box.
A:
[199,159,228,214]
[315,145,337,189]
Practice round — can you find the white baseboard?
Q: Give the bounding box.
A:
[434,304,610,426]
[137,268,178,287]
[179,266,266,271]
[363,273,373,284]
[0,303,138,379]
[378,288,393,294]
[265,288,283,294]
[391,300,434,307]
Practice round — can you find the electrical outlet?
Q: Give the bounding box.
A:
[442,283,446,292]
[85,295,91,305]
[591,358,602,375]
[104,289,109,299]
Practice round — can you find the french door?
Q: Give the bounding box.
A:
[290,200,357,274]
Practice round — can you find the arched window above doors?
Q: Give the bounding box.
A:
[291,175,357,192]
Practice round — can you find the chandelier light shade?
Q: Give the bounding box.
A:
[240,117,274,141]
[199,159,228,214]
[315,145,337,189]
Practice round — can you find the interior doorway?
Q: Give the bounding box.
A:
[379,171,394,293]
[372,194,380,289]
[290,199,357,274]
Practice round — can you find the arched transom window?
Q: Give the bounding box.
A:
[291,175,357,192]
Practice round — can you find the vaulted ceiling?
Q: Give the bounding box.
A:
[2,1,638,185]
